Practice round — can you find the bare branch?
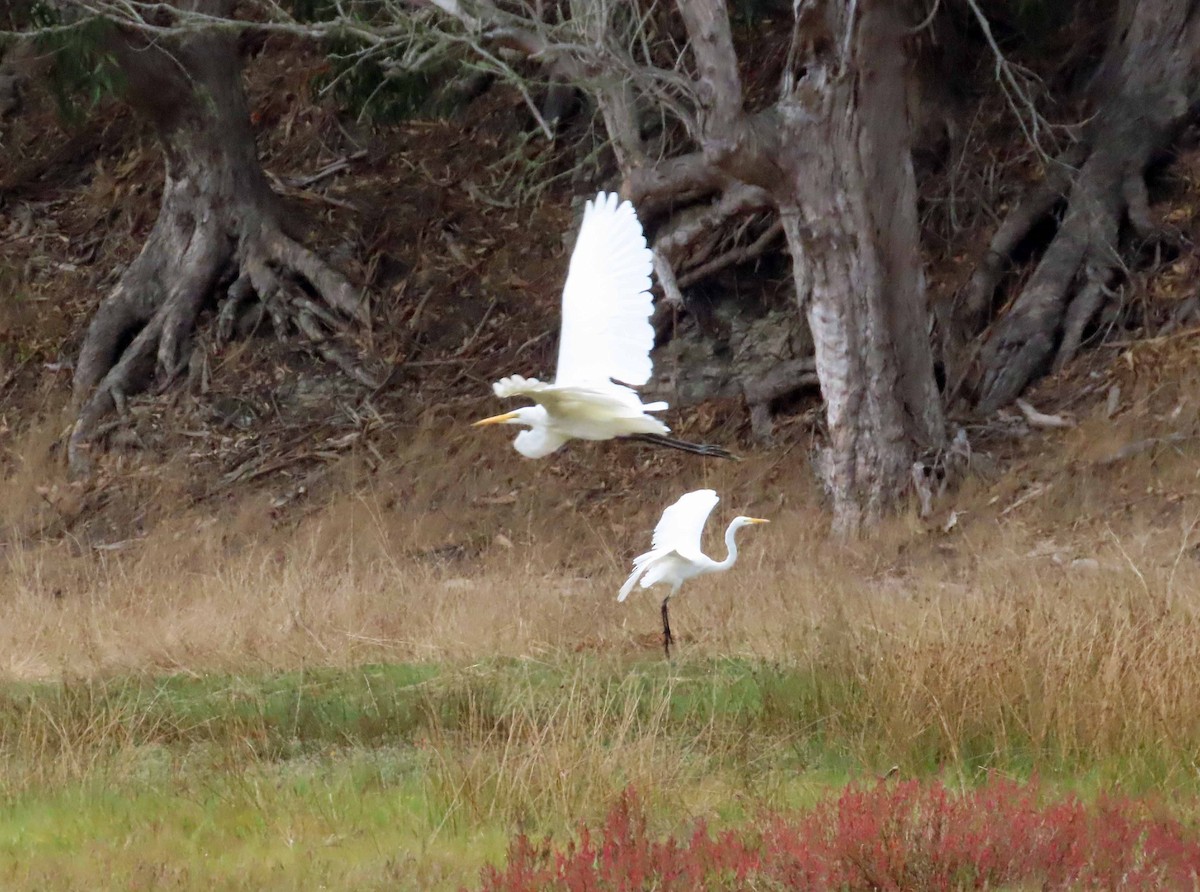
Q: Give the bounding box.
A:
[675,0,745,144]
[961,0,1062,160]
[653,181,773,263]
[678,218,781,287]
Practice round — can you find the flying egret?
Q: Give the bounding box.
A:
[473,191,736,460]
[619,488,768,657]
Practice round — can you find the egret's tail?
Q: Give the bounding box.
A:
[618,563,649,602]
[627,433,740,461]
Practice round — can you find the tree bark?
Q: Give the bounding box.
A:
[777,1,943,534]
[975,0,1200,413]
[404,0,945,531]
[677,0,944,534]
[68,0,366,474]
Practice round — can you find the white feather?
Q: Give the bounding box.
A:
[554,192,654,388]
[617,490,769,660]
[492,374,547,399]
[478,192,672,459]
[650,489,719,561]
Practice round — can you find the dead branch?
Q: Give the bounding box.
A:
[1014,398,1074,429]
[285,149,369,189]
[961,0,1061,159]
[653,182,774,261]
[678,218,781,288]
[1098,432,1187,465]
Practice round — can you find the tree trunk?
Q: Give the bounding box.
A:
[975,0,1200,412]
[772,0,944,534]
[676,0,942,533]
[68,0,366,475]
[416,0,946,531]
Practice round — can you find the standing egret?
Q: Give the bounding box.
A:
[619,489,769,657]
[473,191,736,460]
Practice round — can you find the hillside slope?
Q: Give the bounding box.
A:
[2,39,1200,677]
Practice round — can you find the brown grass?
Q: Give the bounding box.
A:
[6,391,1200,783]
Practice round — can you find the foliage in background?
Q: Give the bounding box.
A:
[26,4,123,124]
[287,0,476,122]
[313,44,474,124]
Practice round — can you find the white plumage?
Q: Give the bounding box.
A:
[619,489,769,657]
[473,191,670,458]
[555,192,655,388]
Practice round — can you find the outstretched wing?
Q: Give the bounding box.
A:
[651,489,719,561]
[493,374,555,400]
[554,192,655,388]
[493,375,667,420]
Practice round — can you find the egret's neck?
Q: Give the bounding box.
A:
[715,521,744,571]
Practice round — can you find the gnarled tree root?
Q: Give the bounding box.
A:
[974,127,1171,413]
[68,216,372,477]
[65,3,377,478]
[970,2,1200,413]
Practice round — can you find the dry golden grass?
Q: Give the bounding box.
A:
[5,384,1200,888]
[4,398,1200,787]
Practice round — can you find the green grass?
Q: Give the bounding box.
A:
[1,657,1199,889]
[0,750,510,890]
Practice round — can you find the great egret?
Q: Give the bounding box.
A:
[473,191,736,460]
[618,488,768,657]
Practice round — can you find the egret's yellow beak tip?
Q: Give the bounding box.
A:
[749,518,770,525]
[472,411,519,427]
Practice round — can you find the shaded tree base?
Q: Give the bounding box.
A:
[67,7,369,476]
[963,0,1200,413]
[68,201,367,476]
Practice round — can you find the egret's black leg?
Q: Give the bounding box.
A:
[628,433,740,461]
[661,597,673,659]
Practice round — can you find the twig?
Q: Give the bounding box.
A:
[285,149,368,188]
[1001,481,1050,516]
[908,0,941,34]
[1014,398,1074,429]
[455,297,498,355]
[266,172,359,211]
[961,0,1057,160]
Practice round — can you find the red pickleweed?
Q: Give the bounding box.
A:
[470,778,1200,891]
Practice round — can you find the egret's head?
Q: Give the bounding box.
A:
[472,405,565,459]
[731,516,770,530]
[472,407,542,429]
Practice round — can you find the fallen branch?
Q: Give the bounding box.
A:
[1015,398,1075,429]
[285,149,369,188]
[1098,433,1188,465]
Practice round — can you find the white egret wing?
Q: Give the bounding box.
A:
[651,489,719,561]
[492,374,554,400]
[554,192,654,388]
[494,376,666,419]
